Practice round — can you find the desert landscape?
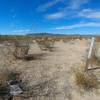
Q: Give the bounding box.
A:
[0,36,100,100]
[0,0,100,99]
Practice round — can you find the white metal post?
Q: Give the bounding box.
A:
[85,37,95,71]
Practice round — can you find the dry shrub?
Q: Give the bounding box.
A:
[21,78,59,100]
[75,70,99,91]
[13,41,29,59]
[36,37,55,51]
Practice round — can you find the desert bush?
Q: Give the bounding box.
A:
[75,70,99,91]
[36,37,55,51]
[13,41,29,59]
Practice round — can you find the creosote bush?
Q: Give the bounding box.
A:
[75,70,99,91]
[13,41,29,59]
[36,37,55,51]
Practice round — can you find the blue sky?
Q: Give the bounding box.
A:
[0,0,100,35]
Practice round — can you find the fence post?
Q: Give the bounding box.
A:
[85,37,95,71]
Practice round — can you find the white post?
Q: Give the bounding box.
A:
[88,37,95,59]
[85,37,95,71]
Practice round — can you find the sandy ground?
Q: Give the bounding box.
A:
[0,39,100,100]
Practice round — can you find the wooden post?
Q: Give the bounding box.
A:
[85,37,95,71]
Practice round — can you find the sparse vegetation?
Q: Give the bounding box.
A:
[36,37,55,51]
[75,70,99,91]
[0,35,100,99]
[13,41,30,59]
[27,79,58,97]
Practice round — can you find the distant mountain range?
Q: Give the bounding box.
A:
[0,33,100,37]
[27,33,66,36]
[26,33,99,37]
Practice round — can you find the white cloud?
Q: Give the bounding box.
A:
[79,9,100,19]
[69,0,90,9]
[37,0,90,12]
[45,11,66,19]
[43,0,90,19]
[55,22,100,30]
[13,29,32,33]
[37,0,62,12]
[37,0,91,20]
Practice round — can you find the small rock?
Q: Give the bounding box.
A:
[8,80,23,96]
[9,85,23,96]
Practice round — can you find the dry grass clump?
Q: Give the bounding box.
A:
[75,70,99,91]
[22,78,60,100]
[30,79,57,96]
[36,37,55,51]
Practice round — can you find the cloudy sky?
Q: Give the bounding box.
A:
[0,0,100,35]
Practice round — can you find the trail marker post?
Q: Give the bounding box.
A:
[85,37,95,71]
